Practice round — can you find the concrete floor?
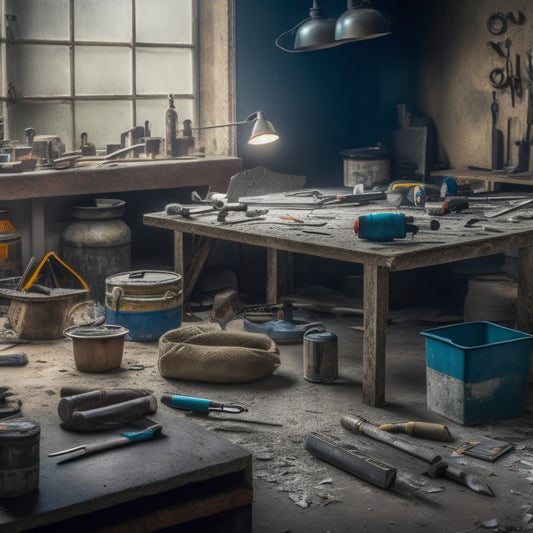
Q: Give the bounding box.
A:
[3,299,533,532]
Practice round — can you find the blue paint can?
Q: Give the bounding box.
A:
[105,270,182,341]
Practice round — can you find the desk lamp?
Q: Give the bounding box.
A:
[192,111,279,145]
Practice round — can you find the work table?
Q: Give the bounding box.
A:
[0,156,242,200]
[1,156,242,261]
[144,193,533,406]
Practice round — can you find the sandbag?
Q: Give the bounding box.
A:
[158,321,280,383]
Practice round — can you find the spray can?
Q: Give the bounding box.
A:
[165,94,178,157]
[353,212,417,241]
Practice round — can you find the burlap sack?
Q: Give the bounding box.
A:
[158,321,280,383]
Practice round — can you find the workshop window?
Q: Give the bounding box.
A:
[0,0,236,154]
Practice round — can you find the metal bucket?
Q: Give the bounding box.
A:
[0,418,40,498]
[62,199,131,304]
[105,270,182,341]
[303,328,338,383]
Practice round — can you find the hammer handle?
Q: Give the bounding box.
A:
[341,415,442,465]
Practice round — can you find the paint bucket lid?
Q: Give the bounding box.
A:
[0,417,40,438]
[64,324,129,340]
[304,328,337,342]
[105,270,181,287]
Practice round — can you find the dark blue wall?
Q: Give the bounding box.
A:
[235,0,410,187]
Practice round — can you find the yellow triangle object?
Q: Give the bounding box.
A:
[21,251,89,292]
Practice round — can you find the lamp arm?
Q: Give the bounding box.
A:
[191,119,251,131]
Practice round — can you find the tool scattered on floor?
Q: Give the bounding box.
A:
[59,391,158,431]
[0,386,22,419]
[377,421,453,442]
[0,352,28,366]
[305,432,397,490]
[341,415,442,464]
[341,415,494,495]
[161,394,248,414]
[48,424,163,464]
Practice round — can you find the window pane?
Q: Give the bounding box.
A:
[136,48,193,94]
[75,100,133,150]
[9,102,71,151]
[136,98,194,140]
[136,0,192,44]
[6,0,69,40]
[74,0,132,42]
[75,46,131,95]
[7,45,70,97]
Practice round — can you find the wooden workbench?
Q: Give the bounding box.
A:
[144,194,533,407]
[0,410,252,533]
[0,156,242,260]
[431,168,533,191]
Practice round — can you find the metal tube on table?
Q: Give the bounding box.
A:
[305,432,397,490]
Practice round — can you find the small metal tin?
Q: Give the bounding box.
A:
[303,328,338,383]
[0,418,40,497]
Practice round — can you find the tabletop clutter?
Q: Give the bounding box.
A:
[3,175,533,508]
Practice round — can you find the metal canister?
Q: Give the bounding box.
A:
[303,328,338,383]
[0,418,40,497]
[105,270,182,341]
[0,209,22,279]
[62,199,131,304]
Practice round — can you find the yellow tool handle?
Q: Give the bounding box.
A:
[378,421,453,442]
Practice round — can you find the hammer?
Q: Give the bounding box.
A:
[165,203,215,217]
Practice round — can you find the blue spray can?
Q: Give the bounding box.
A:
[353,212,418,241]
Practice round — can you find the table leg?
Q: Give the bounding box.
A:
[362,264,389,406]
[266,248,278,304]
[516,245,533,380]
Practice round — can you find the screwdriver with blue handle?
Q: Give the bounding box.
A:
[161,394,248,414]
[48,424,163,464]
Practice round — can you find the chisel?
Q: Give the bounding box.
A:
[48,424,163,464]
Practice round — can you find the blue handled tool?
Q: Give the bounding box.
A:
[161,394,248,414]
[48,424,163,464]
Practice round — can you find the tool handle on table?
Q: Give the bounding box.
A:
[60,395,158,431]
[341,415,442,465]
[161,394,210,414]
[58,388,153,422]
[122,424,163,442]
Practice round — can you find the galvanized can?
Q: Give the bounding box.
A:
[303,328,338,383]
[105,270,182,341]
[0,418,40,498]
[62,199,131,304]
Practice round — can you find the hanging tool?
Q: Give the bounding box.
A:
[491,91,504,170]
[48,424,163,464]
[377,421,453,442]
[341,415,494,496]
[161,394,248,414]
[526,50,533,143]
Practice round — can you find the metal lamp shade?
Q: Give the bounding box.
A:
[248,112,279,145]
[335,1,391,43]
[294,11,338,52]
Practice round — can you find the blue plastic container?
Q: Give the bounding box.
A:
[420,321,533,425]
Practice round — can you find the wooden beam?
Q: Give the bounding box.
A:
[362,264,389,406]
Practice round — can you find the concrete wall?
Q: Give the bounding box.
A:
[412,0,533,171]
[234,0,410,187]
